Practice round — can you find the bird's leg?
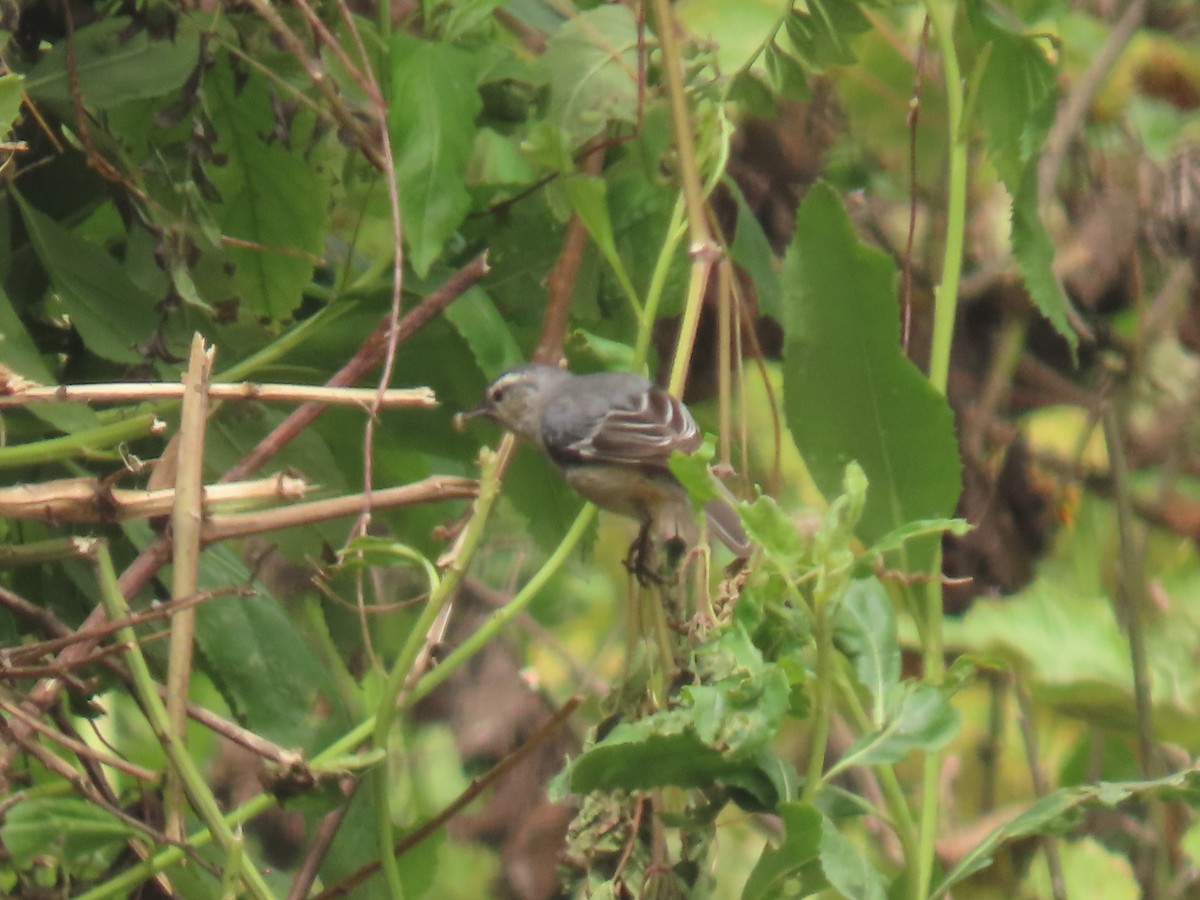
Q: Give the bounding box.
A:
[623,522,661,587]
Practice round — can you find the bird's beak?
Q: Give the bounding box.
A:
[453,403,492,432]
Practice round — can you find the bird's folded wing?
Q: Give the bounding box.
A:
[567,386,702,466]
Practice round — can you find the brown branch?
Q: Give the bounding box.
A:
[0,697,158,783]
[201,476,478,543]
[0,254,489,778]
[535,141,605,365]
[224,251,489,484]
[287,779,358,900]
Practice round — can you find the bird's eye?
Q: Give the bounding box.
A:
[490,386,507,403]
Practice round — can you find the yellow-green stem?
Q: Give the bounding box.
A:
[917,0,965,895]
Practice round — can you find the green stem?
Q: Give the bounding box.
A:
[80,496,593,899]
[916,1,965,895]
[633,195,688,370]
[802,594,834,801]
[89,540,276,900]
[834,662,920,879]
[408,505,596,705]
[371,449,504,898]
[0,413,162,469]
[924,0,967,399]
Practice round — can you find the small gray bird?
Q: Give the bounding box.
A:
[463,364,750,575]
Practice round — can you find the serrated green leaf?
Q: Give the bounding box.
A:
[831,682,958,773]
[206,62,329,323]
[933,769,1200,898]
[23,17,200,112]
[820,815,888,900]
[964,1,1078,356]
[781,181,961,570]
[742,802,823,900]
[13,191,158,364]
[1012,163,1078,354]
[0,798,136,869]
[833,578,898,728]
[444,286,524,379]
[966,5,1055,187]
[541,6,639,146]
[390,34,481,277]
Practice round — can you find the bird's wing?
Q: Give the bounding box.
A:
[564,382,702,467]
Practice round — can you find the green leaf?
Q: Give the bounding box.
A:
[863,516,972,560]
[742,802,823,900]
[784,0,870,68]
[668,440,718,510]
[820,815,888,900]
[781,181,961,570]
[965,5,1055,188]
[726,178,782,320]
[964,2,1078,355]
[765,42,810,101]
[570,727,797,813]
[541,5,639,146]
[127,526,353,749]
[0,283,99,433]
[1,797,136,869]
[13,191,158,364]
[833,578,898,729]
[933,769,1200,897]
[389,34,482,277]
[676,0,790,75]
[831,683,958,773]
[1023,838,1139,900]
[443,286,524,379]
[563,174,639,305]
[739,494,803,568]
[1011,163,1078,354]
[0,72,23,134]
[206,62,329,323]
[728,70,777,118]
[22,17,200,112]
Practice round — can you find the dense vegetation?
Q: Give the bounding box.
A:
[1,0,1199,896]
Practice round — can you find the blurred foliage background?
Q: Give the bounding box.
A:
[1,0,1200,896]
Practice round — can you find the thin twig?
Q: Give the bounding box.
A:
[1013,675,1066,900]
[0,697,158,783]
[0,383,437,408]
[287,780,358,900]
[1037,0,1149,208]
[202,476,477,543]
[0,256,489,774]
[224,251,489,484]
[1101,404,1158,777]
